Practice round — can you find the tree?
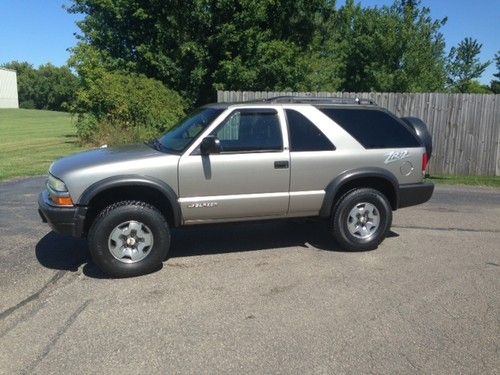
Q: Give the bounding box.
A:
[1,61,78,110]
[68,0,329,104]
[33,64,79,111]
[464,80,492,94]
[446,37,490,93]
[320,0,447,92]
[68,0,451,100]
[490,52,500,94]
[1,61,37,108]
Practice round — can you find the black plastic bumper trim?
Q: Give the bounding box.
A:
[398,182,434,209]
[38,191,88,237]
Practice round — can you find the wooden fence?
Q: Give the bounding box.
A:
[217,91,500,176]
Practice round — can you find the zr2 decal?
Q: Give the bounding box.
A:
[384,150,409,164]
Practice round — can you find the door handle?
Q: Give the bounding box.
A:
[274,160,289,169]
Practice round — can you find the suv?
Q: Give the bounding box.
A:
[38,97,434,277]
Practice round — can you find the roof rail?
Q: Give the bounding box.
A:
[262,96,376,105]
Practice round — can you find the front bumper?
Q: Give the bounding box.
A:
[38,190,88,237]
[398,182,434,209]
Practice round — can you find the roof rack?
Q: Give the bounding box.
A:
[262,96,376,105]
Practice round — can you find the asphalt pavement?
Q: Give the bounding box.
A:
[0,177,499,374]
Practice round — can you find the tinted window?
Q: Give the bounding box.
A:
[320,108,420,149]
[213,109,282,152]
[285,109,335,151]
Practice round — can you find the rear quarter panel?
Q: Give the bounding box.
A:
[285,105,424,215]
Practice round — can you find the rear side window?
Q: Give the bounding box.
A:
[320,108,420,149]
[285,109,335,151]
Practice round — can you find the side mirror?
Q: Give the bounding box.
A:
[200,135,221,155]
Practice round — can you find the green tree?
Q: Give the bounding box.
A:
[321,0,447,92]
[1,61,78,110]
[1,61,37,108]
[490,52,500,94]
[463,80,492,94]
[446,37,490,93]
[33,64,79,111]
[68,0,331,104]
[68,0,450,99]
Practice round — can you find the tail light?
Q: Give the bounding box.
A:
[422,152,429,175]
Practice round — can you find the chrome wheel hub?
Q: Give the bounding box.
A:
[347,202,380,239]
[108,221,154,263]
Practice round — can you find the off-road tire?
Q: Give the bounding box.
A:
[331,188,392,251]
[88,201,170,277]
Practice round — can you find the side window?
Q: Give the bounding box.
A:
[285,109,335,151]
[214,109,283,152]
[320,108,421,149]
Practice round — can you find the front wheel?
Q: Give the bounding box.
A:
[88,201,170,277]
[331,188,392,251]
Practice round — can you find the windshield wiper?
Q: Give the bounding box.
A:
[147,138,180,154]
[146,138,163,152]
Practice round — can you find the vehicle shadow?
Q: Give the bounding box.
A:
[35,232,89,272]
[35,219,399,278]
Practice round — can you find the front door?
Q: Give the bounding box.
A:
[178,108,290,222]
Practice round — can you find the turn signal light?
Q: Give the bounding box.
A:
[51,196,74,207]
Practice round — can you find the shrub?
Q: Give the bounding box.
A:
[73,72,187,145]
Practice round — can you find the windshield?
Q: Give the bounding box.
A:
[156,107,224,153]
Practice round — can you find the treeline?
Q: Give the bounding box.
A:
[67,0,498,103]
[1,62,78,111]
[2,0,499,145]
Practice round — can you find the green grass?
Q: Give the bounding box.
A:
[427,175,500,188]
[0,109,87,181]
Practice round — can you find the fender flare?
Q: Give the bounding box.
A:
[78,175,182,227]
[319,167,399,218]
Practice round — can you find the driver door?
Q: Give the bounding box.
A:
[178,108,290,222]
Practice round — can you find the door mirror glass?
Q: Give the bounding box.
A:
[200,135,221,155]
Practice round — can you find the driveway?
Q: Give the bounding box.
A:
[0,177,499,374]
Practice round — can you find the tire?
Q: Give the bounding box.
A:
[88,201,170,277]
[331,188,392,251]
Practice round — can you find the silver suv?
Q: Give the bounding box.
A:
[38,97,434,277]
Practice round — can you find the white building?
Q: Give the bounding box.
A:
[0,68,19,108]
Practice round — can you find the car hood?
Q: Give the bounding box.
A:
[49,144,181,203]
[50,144,165,178]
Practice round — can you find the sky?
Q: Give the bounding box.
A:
[0,0,498,84]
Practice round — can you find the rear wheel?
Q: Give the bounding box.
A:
[331,188,392,251]
[88,201,170,277]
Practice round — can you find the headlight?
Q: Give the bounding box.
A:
[47,174,68,192]
[47,174,73,206]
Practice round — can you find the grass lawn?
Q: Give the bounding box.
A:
[0,109,87,181]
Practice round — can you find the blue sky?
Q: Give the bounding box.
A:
[0,0,498,84]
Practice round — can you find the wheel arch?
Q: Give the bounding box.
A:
[79,175,182,233]
[319,168,399,218]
